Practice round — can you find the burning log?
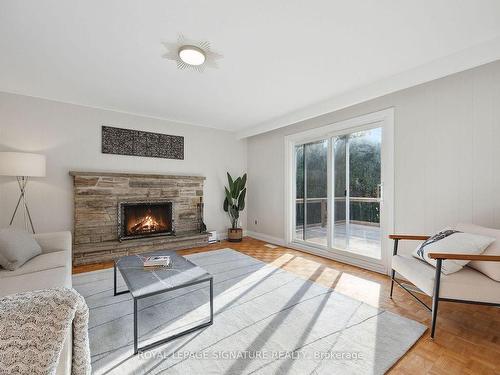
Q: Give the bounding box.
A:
[130,215,158,234]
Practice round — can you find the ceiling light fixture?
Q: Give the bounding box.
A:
[162,35,222,72]
[178,45,206,66]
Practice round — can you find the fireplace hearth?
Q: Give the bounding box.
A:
[119,200,174,240]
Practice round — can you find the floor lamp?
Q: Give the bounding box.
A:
[0,152,46,233]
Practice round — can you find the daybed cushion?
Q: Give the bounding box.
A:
[392,254,500,304]
[454,223,500,281]
[0,227,42,270]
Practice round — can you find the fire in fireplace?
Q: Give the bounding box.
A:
[118,201,174,240]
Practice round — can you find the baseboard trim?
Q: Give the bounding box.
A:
[245,231,286,246]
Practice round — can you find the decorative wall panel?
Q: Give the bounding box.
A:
[102,126,184,160]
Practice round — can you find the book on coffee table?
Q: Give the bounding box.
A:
[143,255,171,268]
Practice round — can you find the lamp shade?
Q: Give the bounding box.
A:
[0,152,46,177]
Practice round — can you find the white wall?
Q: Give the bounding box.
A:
[0,92,247,235]
[247,60,500,254]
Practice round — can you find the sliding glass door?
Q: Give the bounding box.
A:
[288,110,393,272]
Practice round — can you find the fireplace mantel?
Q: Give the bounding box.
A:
[69,171,205,180]
[70,171,208,265]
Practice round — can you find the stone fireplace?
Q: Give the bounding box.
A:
[70,171,209,265]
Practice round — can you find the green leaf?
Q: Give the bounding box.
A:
[223,197,229,212]
[238,188,246,211]
[227,172,234,192]
[241,173,247,189]
[232,178,241,199]
[225,187,233,205]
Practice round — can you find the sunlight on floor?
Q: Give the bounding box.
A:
[333,273,382,307]
[270,253,382,307]
[269,253,296,268]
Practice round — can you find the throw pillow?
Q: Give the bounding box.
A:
[412,229,495,275]
[0,227,42,270]
[454,223,500,281]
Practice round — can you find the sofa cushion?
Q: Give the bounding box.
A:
[0,266,71,297]
[0,251,67,278]
[34,231,72,255]
[412,229,494,275]
[454,223,500,281]
[392,254,500,304]
[0,227,42,270]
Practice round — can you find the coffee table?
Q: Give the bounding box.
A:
[113,250,213,354]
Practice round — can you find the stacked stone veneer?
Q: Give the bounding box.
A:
[70,171,208,265]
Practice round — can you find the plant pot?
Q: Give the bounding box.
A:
[227,228,243,242]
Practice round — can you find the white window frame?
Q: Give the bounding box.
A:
[284,108,394,274]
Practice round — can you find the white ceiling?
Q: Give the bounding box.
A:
[2,1,500,137]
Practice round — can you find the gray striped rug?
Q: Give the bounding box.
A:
[73,248,425,375]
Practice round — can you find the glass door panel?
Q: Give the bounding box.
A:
[295,145,304,241]
[347,128,381,258]
[332,127,382,259]
[304,140,328,245]
[333,136,347,249]
[294,140,328,246]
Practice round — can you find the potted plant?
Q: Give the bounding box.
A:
[223,172,246,242]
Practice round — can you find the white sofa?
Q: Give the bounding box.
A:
[0,231,73,375]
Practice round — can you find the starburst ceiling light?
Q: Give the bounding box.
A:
[162,35,222,72]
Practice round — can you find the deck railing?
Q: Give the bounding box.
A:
[296,197,380,228]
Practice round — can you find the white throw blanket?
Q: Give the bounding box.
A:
[0,287,91,375]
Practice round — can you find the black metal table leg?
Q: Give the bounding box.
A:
[134,277,214,354]
[113,261,117,296]
[113,260,129,296]
[209,277,214,324]
[134,298,138,355]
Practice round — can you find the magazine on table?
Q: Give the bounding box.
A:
[143,255,171,268]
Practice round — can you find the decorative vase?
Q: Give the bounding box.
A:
[227,228,243,242]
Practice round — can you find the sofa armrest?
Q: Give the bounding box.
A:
[34,231,72,254]
[428,253,500,262]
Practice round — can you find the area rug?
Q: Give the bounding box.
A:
[73,248,425,374]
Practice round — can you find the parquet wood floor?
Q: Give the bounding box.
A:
[73,237,500,374]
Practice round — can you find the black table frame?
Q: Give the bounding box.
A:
[113,261,214,355]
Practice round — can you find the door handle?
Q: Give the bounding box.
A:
[377,183,383,202]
